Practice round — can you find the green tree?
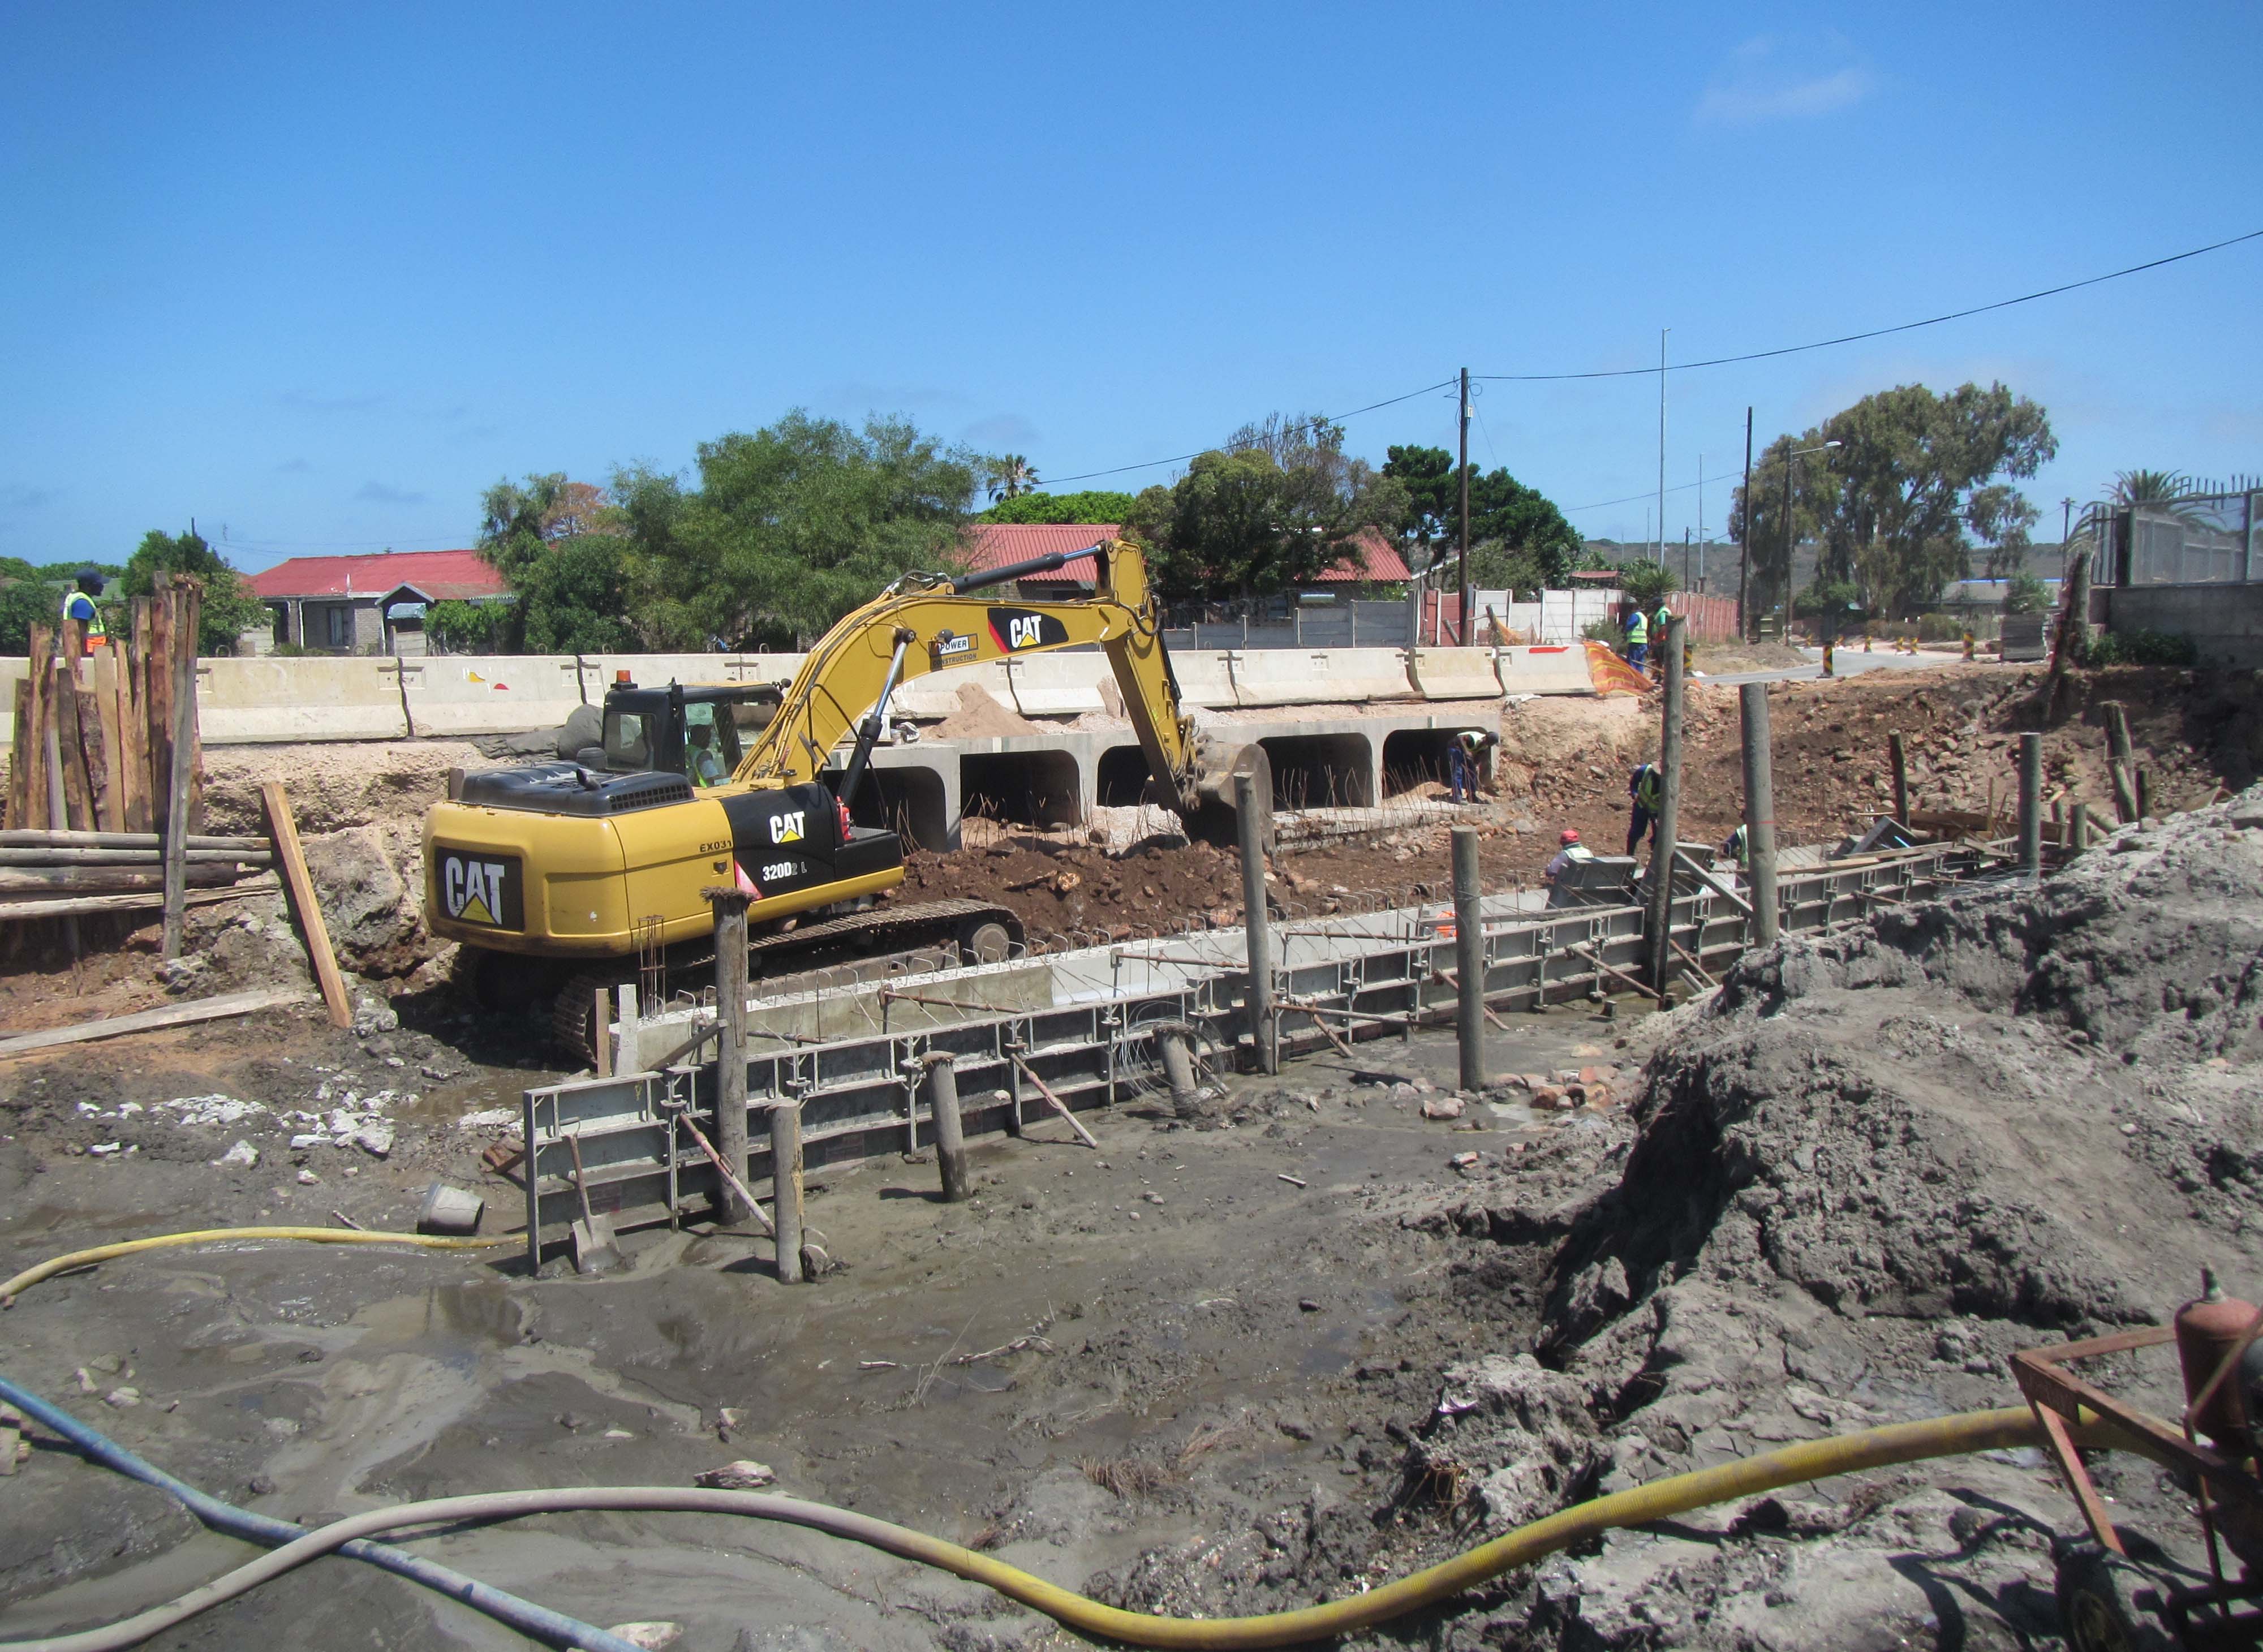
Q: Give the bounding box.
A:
[2111,469,2190,506]
[613,412,979,647]
[985,454,1039,501]
[1128,415,1406,599]
[1381,447,1580,589]
[1729,382,2054,620]
[425,599,509,653]
[977,489,1138,525]
[0,574,63,653]
[120,528,273,653]
[517,536,635,652]
[1615,560,1679,613]
[474,475,628,650]
[2000,569,2049,614]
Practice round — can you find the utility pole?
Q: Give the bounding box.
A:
[1457,367,1472,642]
[1656,330,1669,565]
[1738,408,1754,642]
[1697,455,1706,590]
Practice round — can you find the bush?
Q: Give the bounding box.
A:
[1581,618,1621,643]
[1917,613,1964,642]
[2001,570,2049,614]
[2088,628,2199,668]
[428,600,511,653]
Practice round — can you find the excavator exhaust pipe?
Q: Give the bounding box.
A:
[1182,739,1274,853]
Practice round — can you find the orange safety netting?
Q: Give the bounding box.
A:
[1583,640,1655,698]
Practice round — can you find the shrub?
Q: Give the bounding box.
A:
[2088,628,2199,668]
[1917,613,1964,642]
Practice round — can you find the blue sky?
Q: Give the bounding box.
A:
[3,2,2257,573]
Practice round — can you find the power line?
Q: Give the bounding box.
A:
[1477,226,2263,383]
[1563,470,1745,515]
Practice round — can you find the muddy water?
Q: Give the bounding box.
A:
[0,1011,1625,1649]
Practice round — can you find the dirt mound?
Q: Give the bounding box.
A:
[932,682,1040,739]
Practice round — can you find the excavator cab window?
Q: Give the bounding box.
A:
[602,708,652,772]
[682,702,741,787]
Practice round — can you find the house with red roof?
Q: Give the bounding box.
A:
[246,549,510,654]
[956,524,1410,601]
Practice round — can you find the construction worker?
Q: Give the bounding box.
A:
[685,721,726,787]
[1623,604,1648,674]
[1650,599,1673,678]
[1721,823,1749,868]
[1543,828,1594,884]
[1625,761,1664,857]
[61,569,106,655]
[1448,728,1498,804]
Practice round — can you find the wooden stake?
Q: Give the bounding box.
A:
[89,651,126,833]
[262,780,354,1029]
[1888,730,1909,826]
[1009,1051,1100,1148]
[0,986,311,1059]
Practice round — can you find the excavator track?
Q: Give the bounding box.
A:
[548,899,1022,1064]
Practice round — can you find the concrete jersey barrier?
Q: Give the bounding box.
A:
[1496,644,1596,696]
[1405,647,1505,701]
[1228,647,1414,705]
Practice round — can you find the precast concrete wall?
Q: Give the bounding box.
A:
[1228,647,1413,705]
[1496,644,1597,696]
[2102,584,2263,668]
[1406,647,1507,699]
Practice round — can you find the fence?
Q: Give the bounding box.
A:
[2101,491,2261,588]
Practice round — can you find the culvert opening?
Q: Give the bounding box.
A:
[849,764,950,850]
[1096,745,1157,807]
[1258,733,1373,810]
[962,750,1082,828]
[1380,728,1482,795]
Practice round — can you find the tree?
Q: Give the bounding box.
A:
[1382,447,1581,589]
[517,536,635,653]
[0,574,60,653]
[1616,560,1679,613]
[1125,414,1406,600]
[613,412,979,647]
[120,528,273,653]
[2000,569,2049,614]
[2112,469,2190,506]
[1729,382,2055,620]
[977,489,1138,525]
[986,454,1039,502]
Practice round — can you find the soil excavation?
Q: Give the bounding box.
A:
[2,659,2261,1650]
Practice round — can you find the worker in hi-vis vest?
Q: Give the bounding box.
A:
[61,569,107,655]
[1625,761,1664,857]
[1623,604,1648,674]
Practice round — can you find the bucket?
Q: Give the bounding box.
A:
[417,1182,486,1236]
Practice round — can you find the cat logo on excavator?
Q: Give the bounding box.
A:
[769,809,805,845]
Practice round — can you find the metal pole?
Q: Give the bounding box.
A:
[1888,731,1910,827]
[709,888,752,1226]
[1779,446,1795,636]
[2018,732,2043,876]
[1157,1023,1202,1120]
[1457,367,1472,639]
[769,1099,804,1284]
[1645,615,1687,998]
[1697,453,1705,588]
[1739,682,1779,947]
[1452,826,1483,1091]
[161,585,196,961]
[1234,771,1275,1073]
[1739,407,1754,642]
[923,1052,969,1203]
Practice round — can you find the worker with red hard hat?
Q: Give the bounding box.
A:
[1542,828,1595,885]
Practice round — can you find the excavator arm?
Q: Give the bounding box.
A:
[736,539,1219,815]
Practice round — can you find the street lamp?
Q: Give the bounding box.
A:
[1778,440,1842,634]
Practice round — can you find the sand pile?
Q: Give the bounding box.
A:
[933,682,1041,738]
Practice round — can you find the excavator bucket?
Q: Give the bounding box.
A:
[1185,739,1274,852]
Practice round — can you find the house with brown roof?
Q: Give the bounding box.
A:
[246,549,510,654]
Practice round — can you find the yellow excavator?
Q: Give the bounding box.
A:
[421,539,1266,1053]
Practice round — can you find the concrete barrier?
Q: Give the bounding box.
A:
[1228,647,1414,705]
[1001,653,1108,716]
[1171,650,1241,709]
[1496,644,1595,696]
[401,655,582,738]
[1406,647,1504,700]
[201,657,411,742]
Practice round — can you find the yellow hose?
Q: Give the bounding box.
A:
[0,1227,512,1307]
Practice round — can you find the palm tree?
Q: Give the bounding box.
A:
[988,455,1039,502]
[2111,469,2190,506]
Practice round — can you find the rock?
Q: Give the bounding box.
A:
[1449,1150,1481,1169]
[351,991,399,1037]
[1298,1298,1322,1312]
[104,1388,141,1408]
[694,1459,777,1490]
[212,1141,258,1172]
[296,1168,321,1186]
[1530,1086,1564,1108]
[1421,1094,1466,1120]
[604,1626,682,1651]
[354,1122,395,1159]
[289,1133,326,1150]
[1141,1190,1164,1205]
[1277,1413,1316,1441]
[303,826,424,976]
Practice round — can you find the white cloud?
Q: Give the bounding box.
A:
[1698,36,1873,126]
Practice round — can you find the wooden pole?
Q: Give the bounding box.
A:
[1451,825,1483,1092]
[924,1052,970,1203]
[1888,731,1910,826]
[1740,682,1779,947]
[1235,771,1274,1073]
[2102,701,2137,824]
[161,580,199,959]
[262,780,354,1028]
[1645,615,1687,998]
[2135,766,2152,823]
[2071,801,2092,853]
[769,1099,804,1284]
[708,887,754,1227]
[2018,732,2043,876]
[592,988,613,1079]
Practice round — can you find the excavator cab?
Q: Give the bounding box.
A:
[576,681,782,787]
